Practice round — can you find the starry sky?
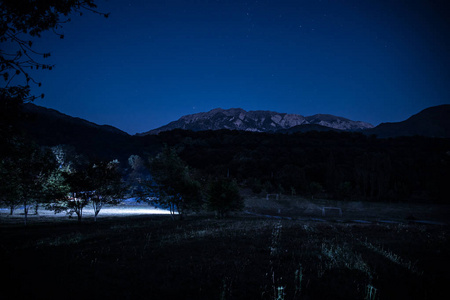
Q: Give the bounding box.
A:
[17,0,450,134]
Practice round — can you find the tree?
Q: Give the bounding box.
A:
[354,153,392,201]
[62,165,91,223]
[144,146,202,219]
[46,145,89,222]
[206,178,243,218]
[1,0,109,101]
[1,3,109,219]
[0,156,21,215]
[45,146,92,223]
[0,138,57,225]
[89,160,124,221]
[41,168,70,206]
[47,149,125,222]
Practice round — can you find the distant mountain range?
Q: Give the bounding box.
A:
[139,108,374,135]
[140,105,450,138]
[16,104,450,161]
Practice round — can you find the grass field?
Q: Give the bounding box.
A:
[1,197,449,299]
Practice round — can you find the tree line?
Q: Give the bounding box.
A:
[0,138,125,225]
[0,135,244,224]
[154,129,450,204]
[134,145,243,220]
[2,126,449,226]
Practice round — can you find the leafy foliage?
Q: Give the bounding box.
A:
[143,146,202,219]
[59,162,91,222]
[41,169,70,203]
[0,137,58,224]
[1,0,108,101]
[48,155,125,222]
[89,160,125,221]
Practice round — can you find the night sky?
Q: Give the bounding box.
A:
[18,0,450,134]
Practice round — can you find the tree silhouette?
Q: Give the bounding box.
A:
[145,146,202,219]
[1,0,108,102]
[0,139,57,225]
[89,160,124,221]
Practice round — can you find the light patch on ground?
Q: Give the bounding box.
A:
[90,206,173,216]
[0,204,174,219]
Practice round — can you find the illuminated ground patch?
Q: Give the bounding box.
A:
[0,204,174,219]
[85,206,174,216]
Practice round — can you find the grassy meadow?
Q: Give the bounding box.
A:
[1,196,449,299]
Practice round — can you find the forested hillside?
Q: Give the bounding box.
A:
[156,129,450,203]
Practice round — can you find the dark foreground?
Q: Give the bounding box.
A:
[1,214,449,300]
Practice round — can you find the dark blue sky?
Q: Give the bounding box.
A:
[20,0,450,134]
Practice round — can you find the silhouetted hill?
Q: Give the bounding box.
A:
[19,103,160,162]
[22,103,129,135]
[365,105,450,138]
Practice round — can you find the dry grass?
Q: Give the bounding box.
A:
[0,198,448,299]
[244,194,450,224]
[1,211,448,299]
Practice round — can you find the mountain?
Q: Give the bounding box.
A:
[139,108,374,135]
[15,104,450,164]
[365,104,450,138]
[305,114,373,131]
[22,103,129,136]
[18,103,136,161]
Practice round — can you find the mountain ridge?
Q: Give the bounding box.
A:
[139,108,374,135]
[17,104,450,150]
[364,104,450,138]
[18,103,137,161]
[22,103,129,136]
